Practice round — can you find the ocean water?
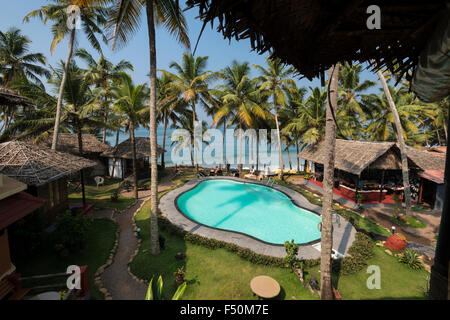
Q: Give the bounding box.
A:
[106,125,306,170]
[177,179,321,244]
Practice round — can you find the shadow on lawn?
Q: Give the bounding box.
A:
[134,216,189,300]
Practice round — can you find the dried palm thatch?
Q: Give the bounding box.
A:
[0,140,97,186]
[405,145,446,171]
[36,133,112,155]
[0,86,35,107]
[101,137,166,159]
[298,139,445,175]
[186,0,446,81]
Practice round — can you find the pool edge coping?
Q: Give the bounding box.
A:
[159,176,357,259]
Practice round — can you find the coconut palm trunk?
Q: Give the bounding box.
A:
[146,0,160,255]
[320,63,339,300]
[161,112,168,168]
[192,102,199,174]
[375,68,412,216]
[76,121,86,206]
[238,123,243,175]
[296,141,300,172]
[274,108,284,179]
[129,120,138,199]
[51,28,75,150]
[285,143,292,170]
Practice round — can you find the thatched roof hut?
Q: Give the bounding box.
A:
[102,137,166,160]
[186,1,449,100]
[36,133,112,155]
[0,86,34,107]
[0,141,97,186]
[298,139,445,175]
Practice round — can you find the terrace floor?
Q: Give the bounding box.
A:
[159,176,356,260]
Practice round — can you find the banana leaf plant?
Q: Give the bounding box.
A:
[145,275,187,300]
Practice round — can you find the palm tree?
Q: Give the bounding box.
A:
[254,57,296,179]
[162,53,217,175]
[0,28,50,87]
[283,87,328,149]
[364,87,425,143]
[50,61,103,205]
[76,48,134,143]
[24,0,108,150]
[213,61,266,174]
[320,63,340,300]
[88,0,190,255]
[279,84,307,172]
[338,62,376,140]
[112,73,149,199]
[171,112,209,166]
[155,73,184,168]
[374,68,412,216]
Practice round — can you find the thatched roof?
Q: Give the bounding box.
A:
[0,141,97,186]
[36,133,112,155]
[405,145,446,171]
[298,139,445,175]
[0,86,35,107]
[101,137,166,159]
[186,1,447,82]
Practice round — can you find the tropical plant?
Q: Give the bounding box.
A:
[145,275,186,300]
[75,48,134,142]
[337,62,376,139]
[283,239,299,269]
[398,249,424,270]
[320,63,340,300]
[254,57,296,179]
[112,73,149,199]
[283,86,328,148]
[280,84,308,172]
[371,71,413,216]
[162,53,218,175]
[0,27,50,87]
[24,0,108,150]
[213,60,267,174]
[154,73,185,168]
[88,0,190,256]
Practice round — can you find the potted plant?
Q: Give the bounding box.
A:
[174,267,186,286]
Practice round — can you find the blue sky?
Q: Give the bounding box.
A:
[1,1,382,123]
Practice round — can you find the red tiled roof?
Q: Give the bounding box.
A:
[418,169,445,185]
[0,192,45,229]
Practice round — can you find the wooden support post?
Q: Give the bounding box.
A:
[379,170,385,203]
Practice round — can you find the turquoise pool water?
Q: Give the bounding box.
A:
[176,179,322,244]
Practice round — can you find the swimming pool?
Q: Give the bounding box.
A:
[176,179,322,245]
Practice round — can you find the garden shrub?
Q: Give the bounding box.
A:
[333,232,375,275]
[397,249,424,270]
[284,239,299,269]
[52,210,91,254]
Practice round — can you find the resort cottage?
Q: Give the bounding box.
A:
[298,139,446,210]
[36,133,113,177]
[102,137,166,180]
[0,174,45,289]
[0,141,96,221]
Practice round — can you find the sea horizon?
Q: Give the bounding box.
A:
[106,125,306,170]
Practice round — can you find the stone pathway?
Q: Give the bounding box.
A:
[92,169,178,300]
[100,200,147,300]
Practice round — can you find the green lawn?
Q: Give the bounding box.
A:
[131,199,317,300]
[130,171,428,300]
[392,215,427,229]
[15,218,118,300]
[68,179,135,211]
[308,246,429,299]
